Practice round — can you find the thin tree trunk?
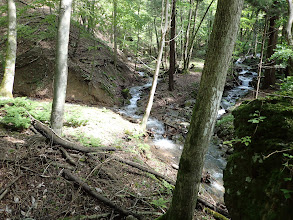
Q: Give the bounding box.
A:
[154,17,160,54]
[186,0,215,69]
[158,0,244,219]
[113,0,117,68]
[169,0,176,91]
[135,1,141,71]
[287,0,293,45]
[184,0,200,71]
[51,0,73,135]
[286,0,293,75]
[256,15,268,99]
[263,15,278,89]
[141,0,169,131]
[182,0,193,73]
[0,0,17,99]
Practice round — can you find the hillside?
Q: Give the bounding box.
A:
[0,8,137,106]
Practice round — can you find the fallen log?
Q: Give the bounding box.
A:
[63,169,142,219]
[32,120,117,153]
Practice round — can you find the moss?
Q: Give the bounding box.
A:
[224,96,293,219]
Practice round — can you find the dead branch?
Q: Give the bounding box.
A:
[68,213,110,220]
[60,147,77,166]
[113,156,175,185]
[62,169,142,219]
[0,189,9,201]
[51,162,75,170]
[32,119,117,153]
[0,175,23,201]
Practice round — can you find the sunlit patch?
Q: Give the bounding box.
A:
[3,136,25,144]
[212,181,225,192]
[154,138,176,149]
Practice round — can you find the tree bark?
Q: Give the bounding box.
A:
[168,0,176,91]
[182,0,193,73]
[51,0,73,135]
[141,0,169,131]
[135,1,141,71]
[256,15,268,99]
[263,15,278,89]
[0,0,17,99]
[160,0,244,219]
[286,0,293,75]
[185,0,215,70]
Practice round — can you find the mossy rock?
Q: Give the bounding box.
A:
[121,88,130,99]
[224,96,293,220]
[215,113,234,140]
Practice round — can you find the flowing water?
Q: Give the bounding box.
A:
[120,61,257,203]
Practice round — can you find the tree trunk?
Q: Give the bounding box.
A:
[263,15,278,89]
[154,17,160,55]
[113,0,118,68]
[182,0,193,73]
[186,0,215,71]
[256,15,268,99]
[169,0,176,91]
[141,0,169,131]
[135,1,141,71]
[0,0,17,99]
[159,0,244,219]
[51,0,73,135]
[286,0,293,75]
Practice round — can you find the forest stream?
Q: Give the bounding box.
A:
[119,59,257,205]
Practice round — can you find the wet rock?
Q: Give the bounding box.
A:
[224,97,293,220]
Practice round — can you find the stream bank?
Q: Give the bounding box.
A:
[119,57,258,205]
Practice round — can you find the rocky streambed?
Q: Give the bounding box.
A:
[119,58,258,205]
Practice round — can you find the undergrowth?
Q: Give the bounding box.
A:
[0,97,87,130]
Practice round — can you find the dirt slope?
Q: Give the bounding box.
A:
[0,11,137,106]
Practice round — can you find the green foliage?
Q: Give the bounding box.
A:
[216,114,234,127]
[73,132,102,147]
[160,180,174,195]
[0,105,31,130]
[280,188,293,199]
[150,197,168,209]
[248,110,266,124]
[276,76,293,97]
[270,45,293,68]
[0,97,51,129]
[223,136,252,147]
[64,111,88,127]
[0,98,89,130]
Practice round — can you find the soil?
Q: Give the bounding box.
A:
[0,102,216,220]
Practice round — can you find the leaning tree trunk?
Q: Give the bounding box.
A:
[168,0,176,91]
[51,0,73,135]
[0,0,17,99]
[263,15,278,89]
[286,0,293,76]
[141,0,169,132]
[185,0,215,70]
[158,0,244,219]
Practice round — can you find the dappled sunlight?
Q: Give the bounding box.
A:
[62,104,140,146]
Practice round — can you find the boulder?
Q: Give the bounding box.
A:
[224,97,293,220]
